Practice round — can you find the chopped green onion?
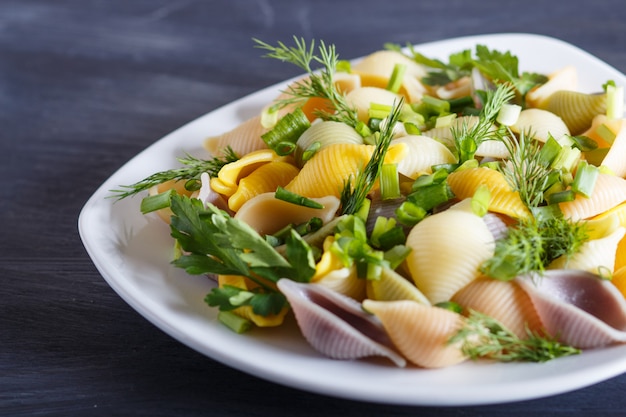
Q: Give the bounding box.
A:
[496,103,521,126]
[551,144,581,172]
[538,136,562,167]
[420,95,450,115]
[403,122,421,135]
[571,160,599,198]
[569,135,598,152]
[584,147,610,166]
[355,121,373,137]
[386,63,407,93]
[384,245,411,270]
[261,104,280,129]
[336,60,352,73]
[395,201,427,226]
[261,107,310,155]
[377,226,406,250]
[530,204,563,222]
[369,103,393,120]
[606,82,624,119]
[140,189,174,214]
[301,141,321,163]
[547,190,576,204]
[597,123,617,144]
[447,96,476,113]
[380,163,401,200]
[275,186,323,208]
[218,311,252,334]
[435,301,463,314]
[471,184,491,217]
[435,113,457,128]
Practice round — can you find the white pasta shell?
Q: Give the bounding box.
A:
[510,108,570,142]
[345,87,401,122]
[234,192,340,235]
[548,226,625,275]
[204,115,268,157]
[405,208,496,303]
[314,265,367,301]
[392,135,456,179]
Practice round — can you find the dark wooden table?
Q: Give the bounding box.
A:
[4,0,626,415]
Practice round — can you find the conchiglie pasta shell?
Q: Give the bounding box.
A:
[594,202,626,270]
[598,119,626,178]
[218,275,288,327]
[227,161,299,212]
[362,300,467,368]
[447,167,532,220]
[510,108,570,142]
[393,135,456,179]
[314,264,366,301]
[559,173,626,220]
[352,50,427,102]
[451,277,544,339]
[204,115,268,157]
[548,226,625,276]
[366,267,430,305]
[294,121,364,167]
[216,149,291,190]
[234,192,340,235]
[345,87,401,123]
[285,143,404,198]
[545,90,607,135]
[526,65,578,109]
[405,208,495,304]
[422,115,478,149]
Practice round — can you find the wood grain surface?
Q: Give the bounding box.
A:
[3,0,626,415]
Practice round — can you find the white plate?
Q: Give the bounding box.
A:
[79,33,626,406]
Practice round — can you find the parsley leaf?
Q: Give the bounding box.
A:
[169,194,316,316]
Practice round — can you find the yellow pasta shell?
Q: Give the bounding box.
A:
[227,161,299,212]
[362,300,467,368]
[611,265,626,299]
[451,277,544,339]
[593,202,626,270]
[285,143,404,198]
[597,119,626,178]
[217,149,291,189]
[447,167,531,220]
[294,121,363,167]
[218,275,288,327]
[559,173,626,220]
[405,208,495,304]
[365,267,430,305]
[545,90,607,135]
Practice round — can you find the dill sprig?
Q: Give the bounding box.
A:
[340,98,404,215]
[498,130,553,209]
[254,37,360,127]
[450,310,581,362]
[110,148,239,199]
[481,216,589,281]
[452,84,515,163]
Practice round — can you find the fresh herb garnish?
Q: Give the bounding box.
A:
[450,310,581,362]
[169,194,316,315]
[452,84,515,163]
[254,37,360,127]
[481,216,589,281]
[340,98,404,215]
[111,148,239,199]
